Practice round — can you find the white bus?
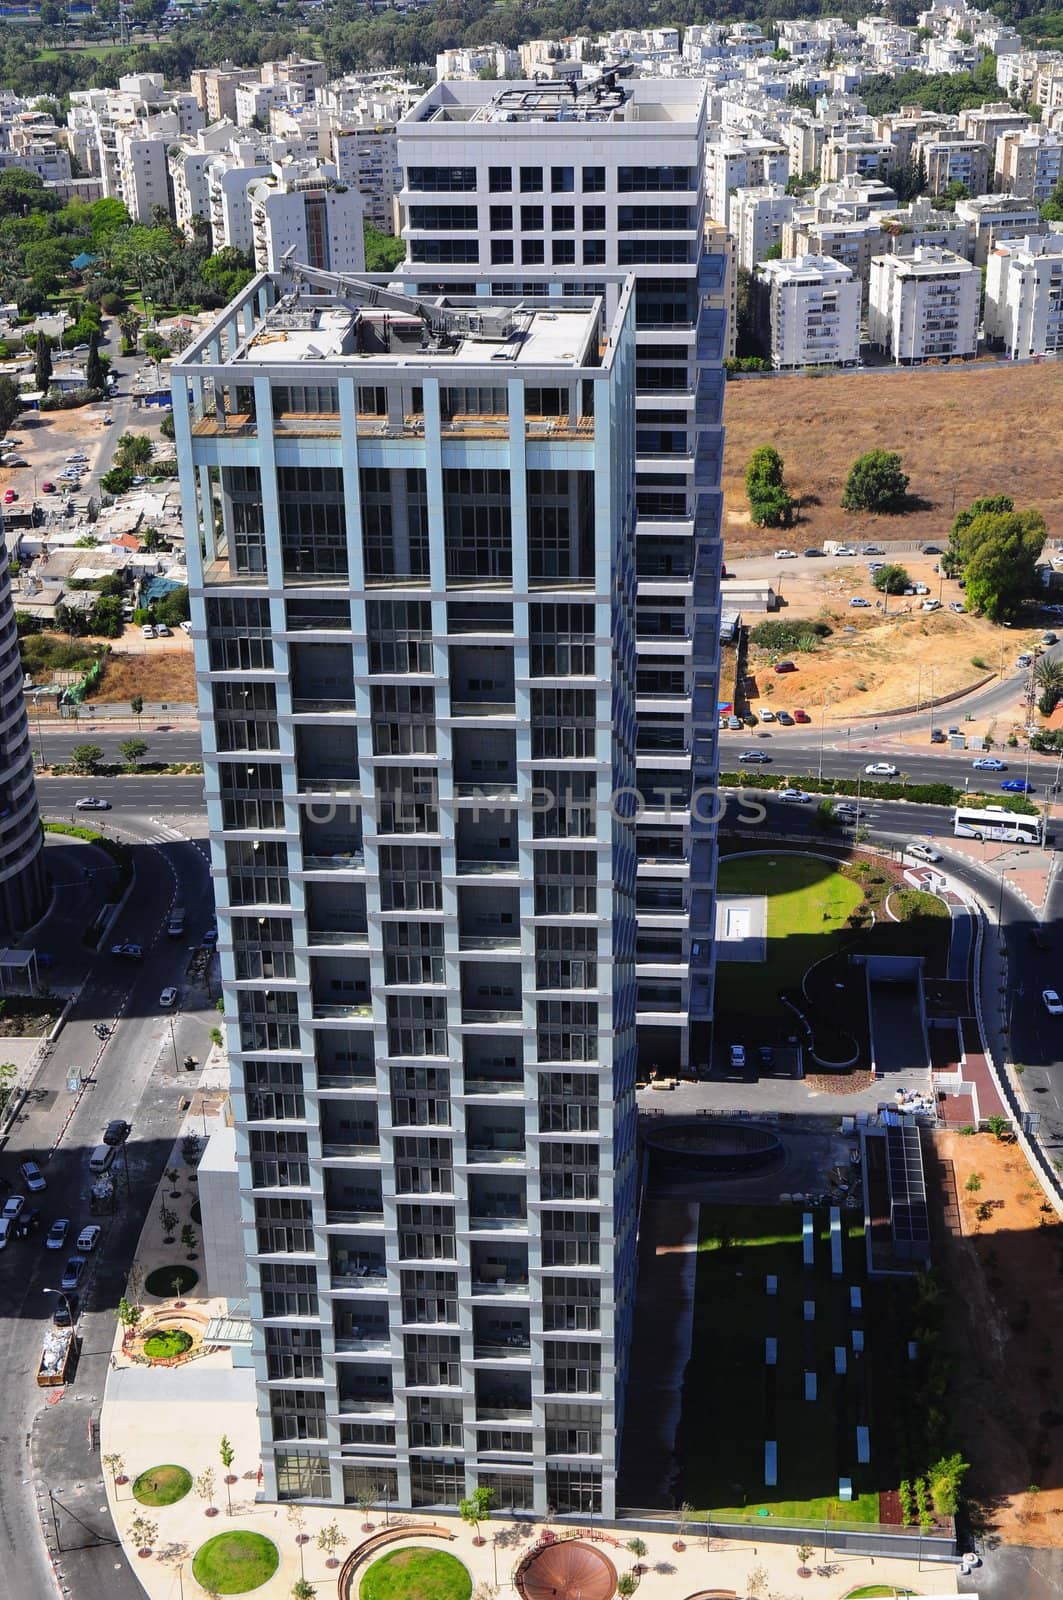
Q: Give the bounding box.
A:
[953,804,1044,845]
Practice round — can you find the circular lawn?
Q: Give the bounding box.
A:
[145,1264,199,1298]
[132,1464,192,1506]
[143,1328,193,1361]
[361,1547,472,1600]
[192,1531,280,1594]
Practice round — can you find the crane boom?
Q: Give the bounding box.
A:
[279,251,523,343]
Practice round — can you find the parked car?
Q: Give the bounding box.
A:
[1001,778,1034,793]
[159,986,178,1008]
[949,601,965,613]
[793,708,811,724]
[0,1218,11,1250]
[930,729,947,743]
[774,548,797,559]
[849,597,871,608]
[60,1255,86,1291]
[864,762,898,777]
[739,750,772,763]
[75,1223,101,1253]
[862,544,884,555]
[2,1194,24,1221]
[773,660,798,673]
[2,489,16,504]
[141,624,155,640]
[973,757,1007,771]
[40,480,56,493]
[775,711,795,726]
[155,623,172,637]
[729,1044,746,1069]
[922,545,942,555]
[109,942,143,960]
[726,714,742,730]
[52,1293,79,1327]
[759,708,776,722]
[75,796,111,811]
[1043,989,1063,1016]
[46,1218,70,1251]
[103,1119,130,1147]
[19,1160,45,1192]
[802,547,824,557]
[913,583,930,596]
[202,926,218,946]
[906,843,942,863]
[834,545,856,556]
[779,787,812,802]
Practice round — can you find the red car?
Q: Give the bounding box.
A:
[2,489,15,503]
[773,660,798,674]
[793,708,811,724]
[41,480,56,493]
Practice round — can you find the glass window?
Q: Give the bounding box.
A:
[582,206,606,231]
[490,240,514,265]
[276,1450,331,1500]
[551,206,575,231]
[488,167,512,193]
[552,240,576,266]
[489,205,512,231]
[520,205,544,231]
[406,166,476,192]
[582,167,605,192]
[583,241,606,266]
[521,240,545,266]
[519,167,543,193]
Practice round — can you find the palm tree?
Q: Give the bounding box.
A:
[1035,657,1063,697]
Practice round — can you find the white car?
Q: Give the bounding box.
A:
[19,1160,46,1192]
[973,757,1007,771]
[759,708,775,722]
[774,548,797,560]
[849,597,871,608]
[729,1044,746,1068]
[155,623,172,637]
[906,843,942,863]
[779,788,812,803]
[0,1218,11,1251]
[864,762,898,777]
[141,625,155,640]
[1043,989,1063,1016]
[2,1193,24,1221]
[46,1218,69,1251]
[75,1224,101,1253]
[159,986,178,1009]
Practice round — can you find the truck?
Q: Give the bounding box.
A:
[37,1327,75,1387]
[166,904,186,937]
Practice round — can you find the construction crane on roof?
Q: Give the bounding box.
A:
[279,250,524,344]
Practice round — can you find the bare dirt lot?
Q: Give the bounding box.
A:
[929,1128,1063,1546]
[85,641,195,704]
[721,363,1063,556]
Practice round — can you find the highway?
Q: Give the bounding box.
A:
[0,786,214,1600]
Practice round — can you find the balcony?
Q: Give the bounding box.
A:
[462,1008,522,1025]
[302,852,365,872]
[475,1405,533,1422]
[455,859,520,877]
[463,1078,524,1097]
[313,1001,373,1020]
[325,1208,385,1227]
[450,700,517,718]
[291,697,357,716]
[332,1266,388,1289]
[469,1213,528,1233]
[317,1071,375,1090]
[467,1145,527,1166]
[472,1276,530,1297]
[474,1338,531,1360]
[308,929,370,948]
[458,933,521,952]
[321,1140,380,1159]
[335,1331,391,1353]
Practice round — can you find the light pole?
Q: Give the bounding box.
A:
[926,669,935,744]
[169,1012,179,1074]
[42,1286,75,1324]
[817,695,829,781]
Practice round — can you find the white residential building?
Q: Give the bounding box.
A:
[235,81,291,130]
[733,184,795,270]
[116,127,175,222]
[995,128,1063,202]
[984,232,1063,357]
[956,193,1045,265]
[868,246,980,363]
[706,135,787,226]
[248,162,364,274]
[435,45,521,81]
[916,136,991,196]
[755,254,861,369]
[206,144,276,255]
[329,123,400,232]
[168,121,239,240]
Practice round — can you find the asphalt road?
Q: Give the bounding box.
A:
[719,734,1063,791]
[37,724,206,768]
[0,797,214,1600]
[38,773,205,817]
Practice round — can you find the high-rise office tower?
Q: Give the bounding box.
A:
[397,74,726,1076]
[175,266,641,1515]
[0,532,46,934]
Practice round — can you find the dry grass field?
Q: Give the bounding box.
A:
[721,362,1063,556]
[85,646,195,704]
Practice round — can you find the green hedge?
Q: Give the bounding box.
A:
[720,772,1038,813]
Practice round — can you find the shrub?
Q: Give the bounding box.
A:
[749,618,830,651]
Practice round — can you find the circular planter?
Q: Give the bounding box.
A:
[225,1474,238,1485]
[145,1264,199,1298]
[132,1465,192,1507]
[326,1557,340,1569]
[192,1530,280,1594]
[672,1541,686,1552]
[142,1328,193,1363]
[138,1547,153,1559]
[206,1506,220,1517]
[115,1474,130,1487]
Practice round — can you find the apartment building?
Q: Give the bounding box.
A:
[821,135,892,183]
[206,143,275,254]
[868,246,980,362]
[168,121,239,240]
[786,114,825,179]
[191,64,251,124]
[0,533,45,934]
[395,74,727,1078]
[733,184,795,270]
[706,135,788,227]
[995,128,1063,202]
[916,135,990,196]
[755,254,861,368]
[261,56,328,99]
[956,192,1045,265]
[248,163,365,274]
[174,265,641,1516]
[984,231,1063,357]
[116,128,173,223]
[957,101,1030,157]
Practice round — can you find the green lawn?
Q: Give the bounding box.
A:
[677,1205,882,1524]
[716,854,864,1016]
[361,1548,472,1600]
[192,1532,279,1594]
[132,1465,192,1507]
[143,1328,192,1360]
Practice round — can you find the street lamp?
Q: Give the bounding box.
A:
[42,1286,75,1324]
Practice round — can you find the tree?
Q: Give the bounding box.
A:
[70,742,104,773]
[0,375,22,437]
[1042,176,1063,223]
[364,223,406,273]
[103,1452,126,1492]
[181,1222,198,1255]
[626,1538,648,1569]
[841,449,909,513]
[130,695,144,727]
[119,737,147,769]
[796,1542,814,1569]
[85,332,105,395]
[929,1451,969,1517]
[615,1577,637,1599]
[872,563,910,594]
[316,1521,349,1566]
[355,1483,379,1529]
[744,443,794,528]
[115,431,153,468]
[158,1202,177,1241]
[459,1484,494,1544]
[155,585,190,626]
[102,464,135,496]
[129,1514,158,1553]
[115,1297,141,1336]
[291,1582,317,1600]
[195,1467,216,1515]
[34,331,52,393]
[219,1435,236,1514]
[959,508,1046,622]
